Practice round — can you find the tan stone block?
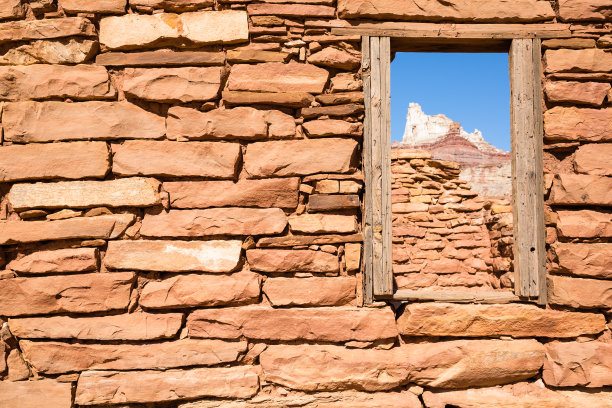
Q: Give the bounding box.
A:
[556,210,612,238]
[105,239,242,272]
[113,140,240,178]
[0,380,72,408]
[308,47,360,70]
[344,242,361,271]
[542,38,597,49]
[547,275,612,309]
[330,72,361,92]
[0,214,135,245]
[3,101,165,143]
[75,366,259,405]
[247,3,334,17]
[100,11,248,50]
[61,0,126,13]
[545,49,612,73]
[244,138,358,177]
[141,208,287,237]
[0,38,97,65]
[544,107,612,142]
[0,17,96,44]
[7,247,97,274]
[316,91,364,105]
[574,143,612,176]
[543,341,612,387]
[263,276,355,306]
[301,103,364,119]
[0,0,25,21]
[0,272,134,316]
[97,49,224,66]
[397,303,606,338]
[553,243,612,279]
[302,119,363,137]
[123,67,222,102]
[165,178,299,209]
[188,306,397,342]
[308,194,360,211]
[545,81,610,106]
[6,349,30,381]
[550,174,612,206]
[140,271,260,309]
[9,312,182,340]
[222,90,313,107]
[558,0,612,21]
[289,214,357,234]
[247,249,338,273]
[226,49,290,63]
[228,61,329,93]
[0,142,109,182]
[21,339,247,374]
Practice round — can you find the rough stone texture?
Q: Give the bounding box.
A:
[112,141,240,178]
[105,240,242,272]
[423,382,612,408]
[140,271,261,309]
[303,119,363,137]
[543,341,612,387]
[574,143,612,176]
[222,91,313,107]
[308,47,360,70]
[547,275,612,309]
[0,17,96,44]
[167,106,295,140]
[226,50,290,63]
[6,349,30,381]
[545,49,612,73]
[544,107,612,142]
[244,138,358,177]
[289,214,358,234]
[7,247,97,274]
[558,0,612,21]
[316,91,365,105]
[123,67,222,102]
[549,174,612,206]
[0,380,72,408]
[0,141,109,182]
[0,0,24,21]
[187,306,397,342]
[545,81,610,106]
[165,178,299,209]
[247,3,335,17]
[9,312,182,340]
[228,62,329,93]
[99,11,249,50]
[62,0,126,13]
[130,0,214,12]
[552,243,612,279]
[20,339,246,374]
[337,0,555,22]
[141,208,287,237]
[0,272,134,316]
[263,277,355,306]
[397,303,606,338]
[0,214,135,245]
[75,366,259,405]
[247,249,338,273]
[97,50,224,66]
[556,210,612,238]
[308,194,360,211]
[0,39,97,65]
[260,340,545,391]
[9,178,160,210]
[3,101,165,142]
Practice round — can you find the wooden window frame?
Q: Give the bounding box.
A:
[348,23,571,305]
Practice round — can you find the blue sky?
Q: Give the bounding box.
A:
[390,52,510,151]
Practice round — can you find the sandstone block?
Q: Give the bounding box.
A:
[167,106,295,140]
[61,0,126,13]
[0,380,72,408]
[289,214,357,234]
[165,178,299,209]
[105,240,242,272]
[542,38,597,49]
[308,194,360,211]
[228,61,329,93]
[3,101,165,142]
[140,271,260,309]
[544,107,612,142]
[21,339,246,374]
[244,138,358,177]
[141,208,287,237]
[247,3,334,16]
[263,277,355,306]
[338,0,554,22]
[97,50,224,66]
[0,214,134,245]
[397,303,606,338]
[302,119,363,137]
[549,174,612,206]
[330,72,361,92]
[226,50,290,63]
[552,243,612,279]
[75,366,259,405]
[257,233,363,248]
[558,0,612,21]
[0,17,96,44]
[130,0,214,12]
[0,272,134,316]
[0,0,24,21]
[316,91,365,105]
[9,312,182,340]
[260,340,545,391]
[123,67,222,102]
[301,104,364,118]
[345,242,361,271]
[308,47,360,70]
[112,140,240,178]
[545,49,612,73]
[0,38,97,65]
[188,306,397,342]
[99,11,248,50]
[222,91,314,107]
[247,249,338,273]
[0,142,109,182]
[545,81,610,106]
[7,247,97,274]
[574,143,612,176]
[547,275,612,309]
[556,210,612,238]
[543,341,612,387]
[9,178,160,211]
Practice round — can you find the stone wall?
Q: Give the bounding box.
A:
[0,1,610,407]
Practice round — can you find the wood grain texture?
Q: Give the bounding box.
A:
[390,289,520,303]
[361,35,373,305]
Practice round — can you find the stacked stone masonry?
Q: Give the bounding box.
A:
[0,1,610,408]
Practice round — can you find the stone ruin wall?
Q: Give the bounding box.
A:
[0,0,610,407]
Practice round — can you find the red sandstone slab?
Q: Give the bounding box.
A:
[227,61,329,93]
[547,275,612,309]
[545,81,610,106]
[549,174,612,206]
[302,119,363,137]
[558,0,612,21]
[543,341,612,387]
[97,50,225,66]
[556,210,612,238]
[0,0,25,21]
[7,247,98,274]
[247,3,334,17]
[0,17,96,44]
[574,143,612,176]
[247,249,338,273]
[545,49,612,73]
[544,107,612,142]
[552,243,612,279]
[62,0,126,13]
[263,277,355,306]
[0,380,72,408]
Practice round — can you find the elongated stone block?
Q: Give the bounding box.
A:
[0,380,72,408]
[247,249,338,273]
[0,17,96,44]
[7,247,98,274]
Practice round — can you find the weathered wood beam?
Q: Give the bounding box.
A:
[388,289,521,303]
